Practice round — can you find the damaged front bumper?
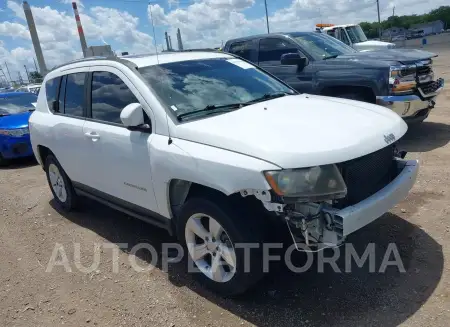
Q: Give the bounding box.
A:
[332,159,418,237]
[284,159,419,248]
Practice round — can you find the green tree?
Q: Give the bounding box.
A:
[29,71,43,83]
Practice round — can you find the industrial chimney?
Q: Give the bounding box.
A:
[168,35,173,51]
[165,31,170,51]
[177,28,184,50]
[22,1,47,74]
[72,2,88,57]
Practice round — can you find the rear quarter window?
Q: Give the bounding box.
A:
[45,77,60,110]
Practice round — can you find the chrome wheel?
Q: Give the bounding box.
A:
[48,163,67,202]
[185,213,236,283]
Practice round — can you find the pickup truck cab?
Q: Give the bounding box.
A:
[321,24,396,51]
[30,52,418,296]
[224,32,444,123]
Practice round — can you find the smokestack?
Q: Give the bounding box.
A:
[72,2,88,57]
[23,1,47,74]
[168,35,173,51]
[165,31,170,50]
[177,28,183,50]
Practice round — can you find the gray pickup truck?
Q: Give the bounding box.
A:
[224,32,444,123]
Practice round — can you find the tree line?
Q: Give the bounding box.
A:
[360,6,450,39]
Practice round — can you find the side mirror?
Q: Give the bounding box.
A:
[280,53,308,68]
[120,103,151,132]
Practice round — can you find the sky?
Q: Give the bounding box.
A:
[0,0,448,83]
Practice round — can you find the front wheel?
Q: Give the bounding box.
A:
[177,197,264,296]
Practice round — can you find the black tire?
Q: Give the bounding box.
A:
[44,154,78,211]
[337,92,368,102]
[177,196,264,297]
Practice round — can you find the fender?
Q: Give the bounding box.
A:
[149,135,280,218]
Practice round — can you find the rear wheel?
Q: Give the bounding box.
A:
[44,154,78,211]
[177,197,264,296]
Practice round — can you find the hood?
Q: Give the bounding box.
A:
[174,94,407,169]
[353,40,395,51]
[0,111,31,129]
[336,48,437,65]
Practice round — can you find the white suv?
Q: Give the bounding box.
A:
[29,51,419,296]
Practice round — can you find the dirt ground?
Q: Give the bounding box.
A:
[1,46,450,327]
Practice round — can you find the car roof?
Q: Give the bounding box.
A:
[323,24,357,30]
[122,51,232,67]
[50,51,233,72]
[225,31,316,44]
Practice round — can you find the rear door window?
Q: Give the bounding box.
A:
[228,41,255,62]
[63,73,86,117]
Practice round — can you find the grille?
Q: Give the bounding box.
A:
[419,80,441,96]
[417,65,431,76]
[336,145,395,208]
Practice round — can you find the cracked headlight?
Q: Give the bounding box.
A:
[0,128,29,137]
[389,65,416,93]
[264,164,347,201]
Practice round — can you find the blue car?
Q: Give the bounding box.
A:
[0,92,38,165]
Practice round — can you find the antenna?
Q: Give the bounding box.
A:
[149,3,172,145]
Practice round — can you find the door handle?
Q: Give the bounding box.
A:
[84,131,100,140]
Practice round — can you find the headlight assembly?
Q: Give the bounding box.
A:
[0,128,29,137]
[264,164,347,201]
[389,65,417,93]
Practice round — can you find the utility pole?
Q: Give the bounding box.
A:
[376,0,381,38]
[24,65,30,83]
[264,0,270,34]
[392,6,395,17]
[4,62,12,83]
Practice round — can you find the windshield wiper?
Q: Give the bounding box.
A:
[177,103,243,121]
[323,54,339,60]
[243,92,292,105]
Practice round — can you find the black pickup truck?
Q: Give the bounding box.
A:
[223,32,444,123]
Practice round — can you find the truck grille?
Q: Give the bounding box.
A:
[336,145,395,208]
[417,65,431,76]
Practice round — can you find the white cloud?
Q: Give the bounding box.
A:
[0,0,156,81]
[148,0,449,50]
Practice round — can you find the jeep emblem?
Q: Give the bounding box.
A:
[384,133,396,144]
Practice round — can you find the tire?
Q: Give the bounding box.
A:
[337,92,367,102]
[177,196,264,297]
[44,154,78,211]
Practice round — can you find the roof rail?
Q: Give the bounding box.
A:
[50,56,137,72]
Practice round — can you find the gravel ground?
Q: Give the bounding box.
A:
[1,46,449,327]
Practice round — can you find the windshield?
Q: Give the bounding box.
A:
[291,33,356,60]
[0,93,37,116]
[139,58,294,120]
[345,25,368,43]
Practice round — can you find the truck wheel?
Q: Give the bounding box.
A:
[177,197,264,297]
[44,154,78,211]
[337,93,367,102]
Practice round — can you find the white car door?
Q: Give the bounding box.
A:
[48,70,89,185]
[81,67,158,213]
